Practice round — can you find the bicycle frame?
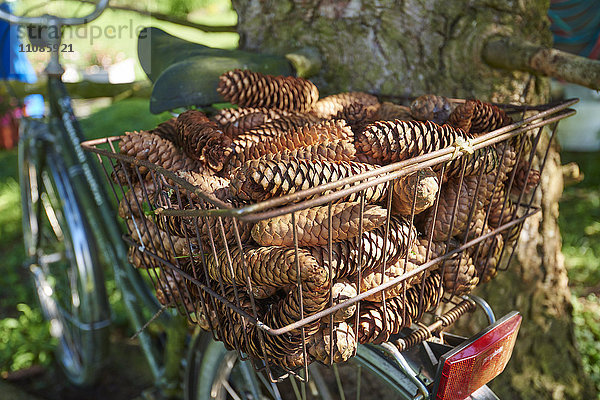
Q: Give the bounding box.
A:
[11,19,189,395]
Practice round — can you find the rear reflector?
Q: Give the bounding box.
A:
[434,311,522,400]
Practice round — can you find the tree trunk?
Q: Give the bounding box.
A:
[232,1,595,398]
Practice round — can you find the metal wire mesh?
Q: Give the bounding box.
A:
[81,98,576,380]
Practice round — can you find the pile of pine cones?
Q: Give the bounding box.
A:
[115,69,539,370]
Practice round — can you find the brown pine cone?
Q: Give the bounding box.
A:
[447,100,512,135]
[154,268,200,313]
[176,110,233,172]
[230,158,387,204]
[230,119,353,168]
[212,107,302,136]
[410,94,454,125]
[335,102,375,135]
[310,92,379,119]
[357,272,442,344]
[493,141,519,184]
[354,120,471,165]
[511,161,540,195]
[262,283,330,337]
[375,102,412,121]
[470,229,504,284]
[408,238,477,296]
[422,176,487,241]
[487,185,516,228]
[230,139,356,172]
[155,206,251,247]
[251,202,387,247]
[118,182,157,219]
[441,251,478,296]
[149,117,178,143]
[357,298,403,344]
[125,216,194,261]
[176,170,233,204]
[444,144,500,180]
[239,114,318,139]
[207,245,329,292]
[320,279,358,323]
[308,321,357,364]
[118,130,204,182]
[307,216,417,278]
[217,69,319,112]
[392,168,439,216]
[154,171,252,245]
[360,259,421,302]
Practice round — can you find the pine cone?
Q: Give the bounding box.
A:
[375,102,412,121]
[149,117,178,143]
[360,259,421,302]
[307,216,417,278]
[440,250,478,296]
[262,283,329,337]
[154,171,252,245]
[357,272,442,344]
[207,245,329,292]
[212,107,301,136]
[392,168,439,216]
[126,216,194,261]
[230,158,387,204]
[444,144,500,180]
[118,130,204,182]
[310,92,379,120]
[355,120,471,165]
[176,110,233,172]
[176,170,233,204]
[409,236,478,295]
[251,202,387,247]
[494,141,519,184]
[320,279,358,323]
[217,69,319,112]
[410,94,454,125]
[470,228,504,284]
[422,176,486,241]
[230,119,353,168]
[308,321,357,364]
[447,100,512,135]
[238,114,318,139]
[118,182,157,219]
[487,185,516,228]
[335,102,375,135]
[511,161,540,195]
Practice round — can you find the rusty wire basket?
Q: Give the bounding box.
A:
[81,98,576,381]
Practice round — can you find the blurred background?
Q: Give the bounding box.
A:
[0,0,597,399]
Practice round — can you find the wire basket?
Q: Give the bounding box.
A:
[81,98,576,380]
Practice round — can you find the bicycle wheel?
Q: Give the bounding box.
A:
[184,333,420,400]
[20,124,111,386]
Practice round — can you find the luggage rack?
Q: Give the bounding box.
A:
[82,98,576,381]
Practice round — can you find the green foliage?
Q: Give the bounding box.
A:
[560,151,600,398]
[0,303,56,373]
[572,294,600,396]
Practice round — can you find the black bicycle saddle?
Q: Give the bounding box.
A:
[137,27,294,114]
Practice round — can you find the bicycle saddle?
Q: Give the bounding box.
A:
[137,27,294,114]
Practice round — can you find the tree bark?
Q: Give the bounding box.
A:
[232,1,595,398]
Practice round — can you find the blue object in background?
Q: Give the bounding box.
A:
[0,2,37,83]
[24,94,44,118]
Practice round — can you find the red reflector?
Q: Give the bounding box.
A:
[435,312,522,400]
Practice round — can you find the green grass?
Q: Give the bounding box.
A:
[559,151,600,395]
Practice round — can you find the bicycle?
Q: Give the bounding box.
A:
[1,2,578,399]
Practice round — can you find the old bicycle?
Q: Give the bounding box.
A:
[2,2,578,399]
